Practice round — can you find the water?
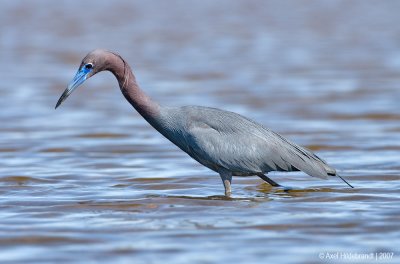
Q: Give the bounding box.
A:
[0,1,399,263]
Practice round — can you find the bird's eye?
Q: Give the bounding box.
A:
[85,63,93,69]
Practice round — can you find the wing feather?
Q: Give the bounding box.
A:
[179,106,335,179]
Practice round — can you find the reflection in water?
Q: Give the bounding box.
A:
[1,0,400,263]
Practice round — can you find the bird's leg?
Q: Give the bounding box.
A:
[219,170,232,197]
[257,173,281,187]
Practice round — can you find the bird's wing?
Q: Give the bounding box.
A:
[266,129,335,179]
[185,119,274,173]
[182,107,334,179]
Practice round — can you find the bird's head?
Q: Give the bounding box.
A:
[55,49,110,109]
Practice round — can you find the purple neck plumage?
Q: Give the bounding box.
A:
[106,53,160,123]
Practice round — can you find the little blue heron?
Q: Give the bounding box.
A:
[55,49,353,196]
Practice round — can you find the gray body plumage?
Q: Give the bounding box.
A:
[155,105,336,179]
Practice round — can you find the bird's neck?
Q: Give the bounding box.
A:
[107,54,161,124]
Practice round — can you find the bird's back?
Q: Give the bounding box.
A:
[157,105,336,179]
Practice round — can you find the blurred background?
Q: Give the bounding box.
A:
[0,0,399,263]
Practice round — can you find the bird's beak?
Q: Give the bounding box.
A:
[55,69,88,109]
